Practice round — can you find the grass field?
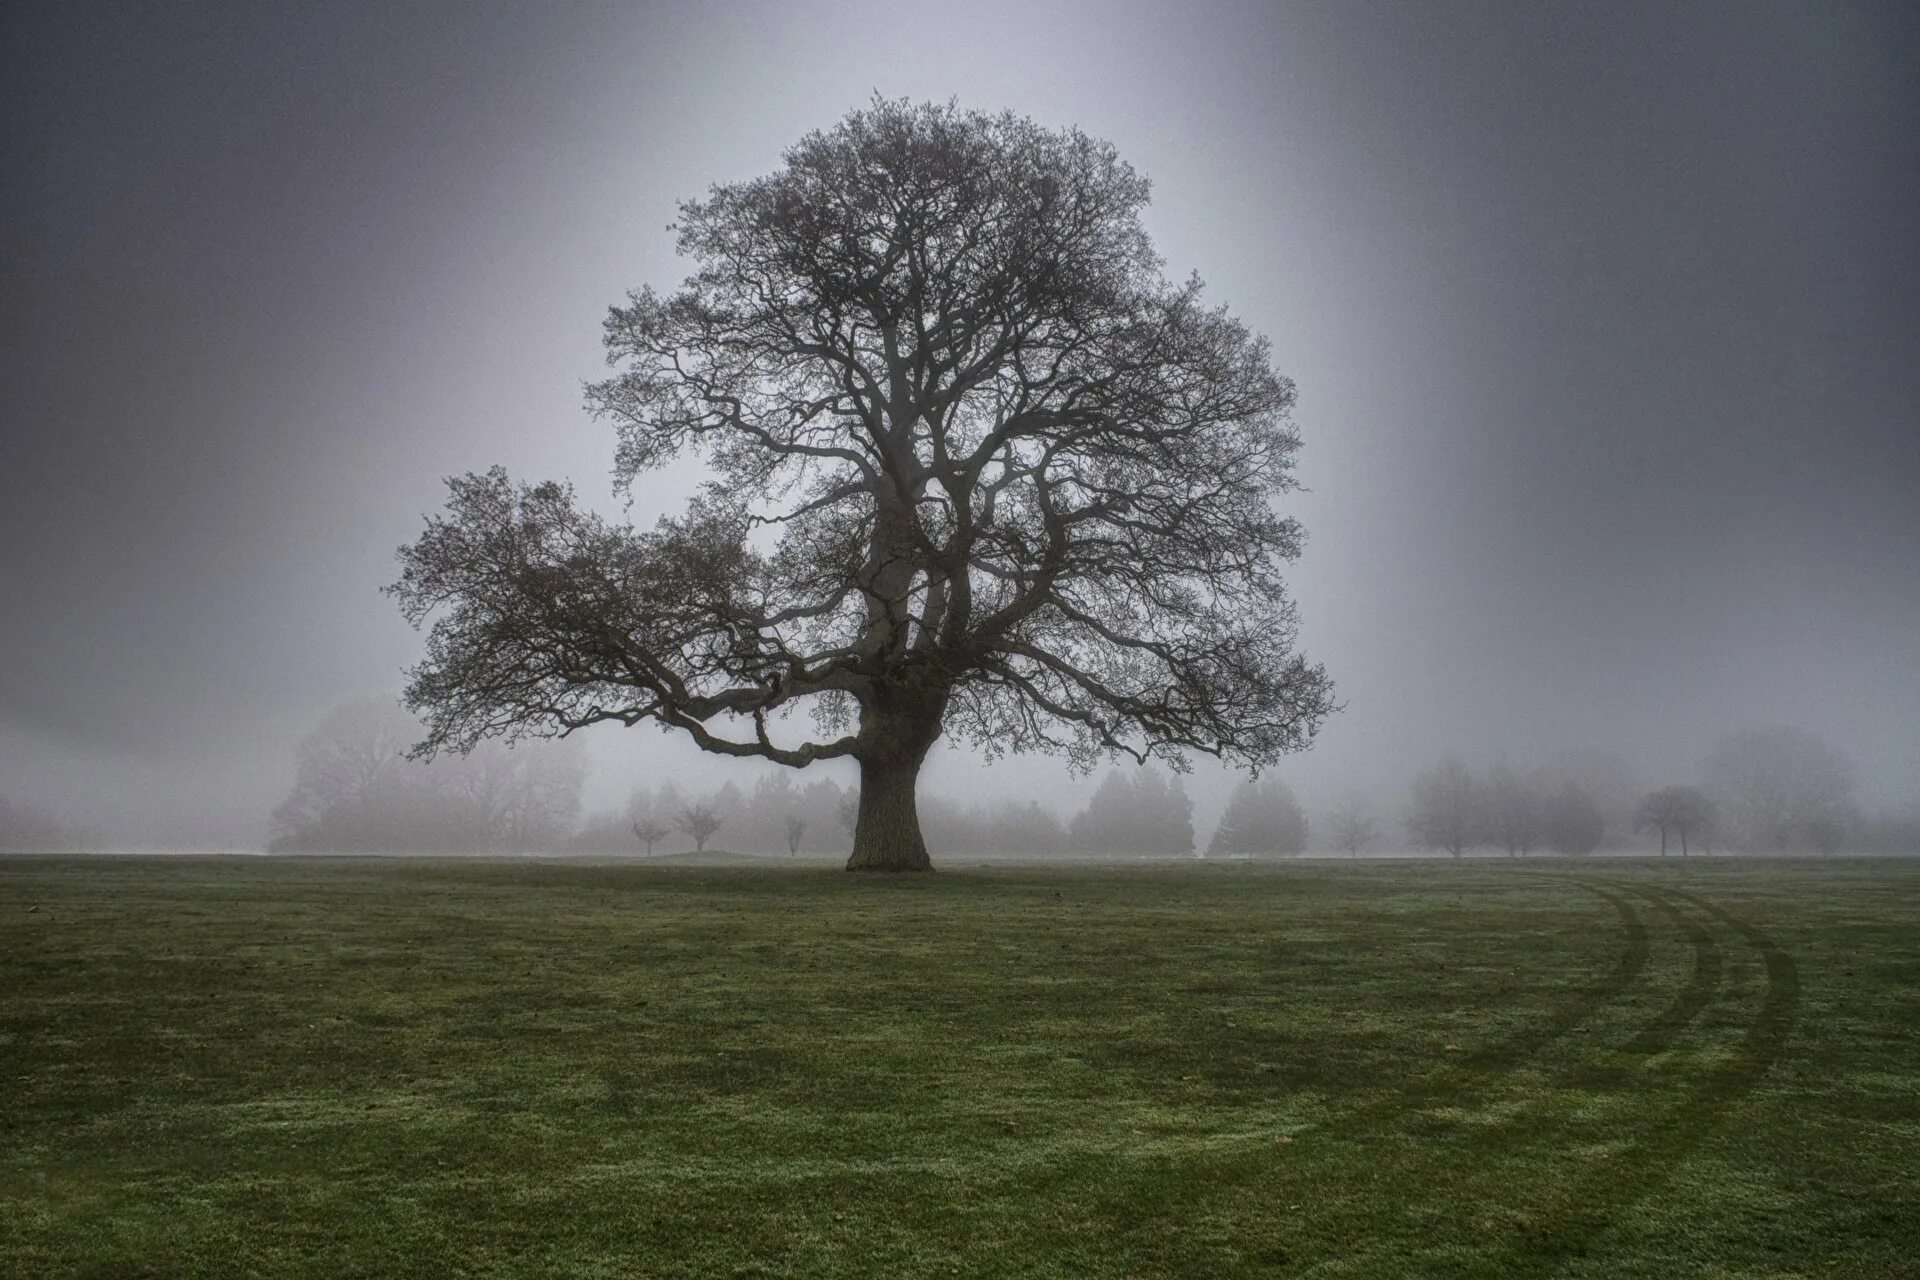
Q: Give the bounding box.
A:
[3,856,1916,1278]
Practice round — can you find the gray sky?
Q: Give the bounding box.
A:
[3,0,1916,846]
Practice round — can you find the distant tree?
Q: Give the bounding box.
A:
[272,698,589,854]
[1070,767,1194,857]
[1207,776,1308,857]
[785,815,806,856]
[1408,758,1479,858]
[1534,749,1638,850]
[1706,726,1856,854]
[271,697,422,849]
[1482,764,1546,856]
[631,815,671,856]
[1002,799,1066,856]
[1634,785,1716,855]
[0,794,71,851]
[456,738,588,852]
[1542,781,1604,856]
[676,803,724,853]
[1325,795,1379,857]
[387,98,1334,872]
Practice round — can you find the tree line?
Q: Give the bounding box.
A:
[1402,725,1879,857]
[268,698,1911,858]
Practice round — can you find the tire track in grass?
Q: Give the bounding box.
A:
[1458,875,1801,1278]
[1005,878,1661,1275]
[1278,874,1751,1279]
[1612,885,1722,1058]
[1455,882,1651,1075]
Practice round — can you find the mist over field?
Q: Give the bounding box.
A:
[7,10,1920,1277]
[3,1,1916,853]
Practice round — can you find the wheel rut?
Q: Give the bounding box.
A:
[1456,873,1802,1277]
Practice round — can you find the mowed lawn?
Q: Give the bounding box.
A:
[2,856,1916,1278]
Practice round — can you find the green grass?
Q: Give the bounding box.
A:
[3,856,1916,1278]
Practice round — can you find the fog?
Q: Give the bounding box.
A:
[3,1,1916,850]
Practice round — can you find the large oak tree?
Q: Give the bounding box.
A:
[390,100,1334,870]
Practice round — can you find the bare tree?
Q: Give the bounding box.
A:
[271,696,579,854]
[1635,785,1716,855]
[676,803,724,853]
[270,697,422,847]
[631,816,671,856]
[387,100,1333,871]
[456,739,587,853]
[1325,795,1379,857]
[785,815,806,856]
[1542,781,1604,855]
[1706,726,1856,854]
[1408,758,1479,858]
[1482,764,1545,856]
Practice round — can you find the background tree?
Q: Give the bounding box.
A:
[272,697,583,854]
[985,798,1067,857]
[1325,795,1379,857]
[676,803,724,854]
[631,815,671,856]
[1706,726,1856,853]
[1069,767,1195,857]
[1207,775,1308,857]
[388,99,1333,872]
[785,815,806,856]
[1407,758,1479,858]
[1482,764,1545,856]
[1542,781,1604,855]
[1533,749,1638,850]
[454,738,588,853]
[1635,785,1715,855]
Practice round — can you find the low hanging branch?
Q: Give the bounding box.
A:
[390,98,1336,871]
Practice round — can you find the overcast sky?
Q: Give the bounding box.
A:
[3,0,1916,846]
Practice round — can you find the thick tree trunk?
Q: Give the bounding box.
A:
[845,683,945,872]
[846,755,933,871]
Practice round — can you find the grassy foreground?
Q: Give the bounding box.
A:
[2,856,1916,1278]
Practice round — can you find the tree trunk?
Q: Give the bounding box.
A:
[846,754,933,871]
[1679,828,1688,856]
[845,684,945,872]
[1661,828,1668,856]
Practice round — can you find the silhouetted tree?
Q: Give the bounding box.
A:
[631,815,671,856]
[1408,758,1479,858]
[1706,726,1856,853]
[271,697,584,853]
[676,803,724,853]
[1634,785,1716,855]
[1482,764,1546,856]
[1070,767,1194,857]
[1325,795,1379,857]
[986,799,1067,856]
[785,815,806,856]
[1542,781,1604,856]
[388,99,1333,872]
[1207,776,1308,857]
[1534,749,1638,850]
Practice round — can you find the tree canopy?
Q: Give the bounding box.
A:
[390,99,1333,870]
[1207,775,1308,857]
